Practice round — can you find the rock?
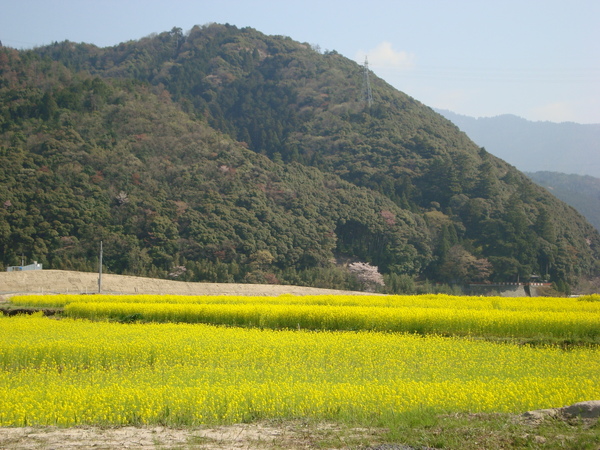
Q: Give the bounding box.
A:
[521,408,560,421]
[523,401,600,423]
[560,400,600,419]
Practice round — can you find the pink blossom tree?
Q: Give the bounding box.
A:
[348,262,385,292]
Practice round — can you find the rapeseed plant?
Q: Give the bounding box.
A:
[0,314,598,426]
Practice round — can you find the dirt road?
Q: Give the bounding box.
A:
[0,421,386,449]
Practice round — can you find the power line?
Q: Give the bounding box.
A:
[367,63,600,84]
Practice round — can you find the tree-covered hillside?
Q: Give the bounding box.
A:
[526,172,600,233]
[1,24,599,292]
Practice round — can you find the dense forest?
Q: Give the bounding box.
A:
[1,24,599,293]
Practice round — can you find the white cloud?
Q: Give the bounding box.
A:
[356,42,415,71]
[430,89,474,112]
[530,102,575,123]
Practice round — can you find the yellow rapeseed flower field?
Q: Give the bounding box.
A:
[12,293,600,312]
[12,293,595,340]
[0,313,598,427]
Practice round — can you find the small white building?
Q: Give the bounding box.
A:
[7,261,42,272]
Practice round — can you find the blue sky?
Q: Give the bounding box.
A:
[2,0,598,123]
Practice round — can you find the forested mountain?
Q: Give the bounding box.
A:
[435,109,600,178]
[526,172,600,233]
[1,24,599,293]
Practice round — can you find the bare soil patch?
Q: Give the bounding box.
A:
[0,422,383,449]
[0,270,367,297]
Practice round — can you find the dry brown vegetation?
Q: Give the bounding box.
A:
[0,270,368,297]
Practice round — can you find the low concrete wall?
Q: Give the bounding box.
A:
[466,283,551,297]
[466,284,528,297]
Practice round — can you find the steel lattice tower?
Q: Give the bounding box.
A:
[363,56,373,108]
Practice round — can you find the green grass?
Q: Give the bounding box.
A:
[376,411,600,450]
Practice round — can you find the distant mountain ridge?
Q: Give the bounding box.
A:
[526,172,600,233]
[435,109,600,178]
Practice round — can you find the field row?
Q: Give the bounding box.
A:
[10,293,600,341]
[60,300,599,341]
[11,293,600,312]
[1,315,598,426]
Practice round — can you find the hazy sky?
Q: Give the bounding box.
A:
[2,0,598,123]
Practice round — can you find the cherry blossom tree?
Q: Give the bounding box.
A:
[348,262,385,292]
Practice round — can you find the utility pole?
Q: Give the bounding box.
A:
[98,241,103,293]
[362,56,373,108]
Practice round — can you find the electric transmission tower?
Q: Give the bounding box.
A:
[362,56,373,108]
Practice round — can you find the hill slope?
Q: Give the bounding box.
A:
[1,24,599,291]
[526,172,600,233]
